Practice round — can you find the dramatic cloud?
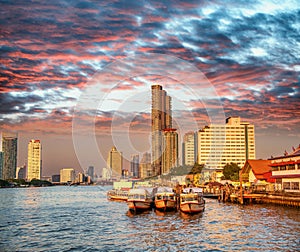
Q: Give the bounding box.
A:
[1,0,299,173]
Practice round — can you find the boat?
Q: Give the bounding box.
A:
[107,188,129,201]
[107,180,133,201]
[179,187,205,214]
[154,187,177,212]
[127,188,153,213]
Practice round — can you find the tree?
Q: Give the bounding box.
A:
[222,163,240,181]
[189,163,204,174]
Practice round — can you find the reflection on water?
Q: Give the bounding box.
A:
[0,186,299,251]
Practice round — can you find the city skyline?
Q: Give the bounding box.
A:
[0,0,299,176]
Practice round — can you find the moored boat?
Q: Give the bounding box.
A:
[127,188,153,213]
[154,187,177,212]
[107,180,133,201]
[107,188,129,201]
[179,187,205,214]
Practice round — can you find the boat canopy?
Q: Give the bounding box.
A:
[156,187,174,193]
[183,187,203,193]
[128,188,151,196]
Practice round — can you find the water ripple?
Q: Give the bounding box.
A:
[0,186,299,251]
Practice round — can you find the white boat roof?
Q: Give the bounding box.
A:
[183,187,203,193]
[128,188,151,195]
[156,187,173,193]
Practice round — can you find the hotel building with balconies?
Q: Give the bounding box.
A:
[197,116,255,170]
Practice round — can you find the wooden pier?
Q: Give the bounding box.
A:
[225,192,300,208]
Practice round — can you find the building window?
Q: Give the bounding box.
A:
[283,182,290,190]
[291,182,299,190]
[287,164,295,170]
[279,165,286,171]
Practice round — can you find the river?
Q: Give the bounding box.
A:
[0,186,299,251]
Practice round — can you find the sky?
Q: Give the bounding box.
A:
[0,0,299,176]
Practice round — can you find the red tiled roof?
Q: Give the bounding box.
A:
[242,160,275,183]
[246,160,272,174]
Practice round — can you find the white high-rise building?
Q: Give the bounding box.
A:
[197,117,255,170]
[27,139,41,181]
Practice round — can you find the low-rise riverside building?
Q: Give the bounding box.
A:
[269,146,300,193]
[240,160,275,191]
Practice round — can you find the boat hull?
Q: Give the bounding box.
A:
[127,200,152,212]
[180,202,205,214]
[155,199,176,212]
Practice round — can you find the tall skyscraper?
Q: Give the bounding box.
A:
[197,116,255,170]
[162,129,178,174]
[107,146,123,178]
[151,85,172,176]
[182,132,196,166]
[27,139,41,181]
[130,154,139,178]
[0,132,18,180]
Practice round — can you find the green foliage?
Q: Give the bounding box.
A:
[169,165,192,176]
[168,163,204,176]
[189,163,204,174]
[0,179,10,187]
[30,179,53,187]
[7,179,27,185]
[223,163,240,181]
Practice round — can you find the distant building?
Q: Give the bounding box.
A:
[27,139,42,181]
[162,128,178,174]
[16,164,26,180]
[52,174,60,183]
[139,152,151,179]
[102,167,111,180]
[76,172,85,183]
[107,146,123,179]
[0,132,18,179]
[60,168,75,183]
[197,117,255,170]
[131,154,139,178]
[182,132,196,166]
[87,166,94,181]
[270,146,300,193]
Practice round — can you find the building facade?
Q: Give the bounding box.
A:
[27,139,41,181]
[197,117,255,170]
[151,85,172,176]
[182,132,196,166]
[107,146,123,179]
[0,132,18,180]
[130,154,139,178]
[139,152,151,179]
[60,168,76,183]
[270,146,300,193]
[16,165,26,180]
[87,166,94,181]
[162,129,178,174]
